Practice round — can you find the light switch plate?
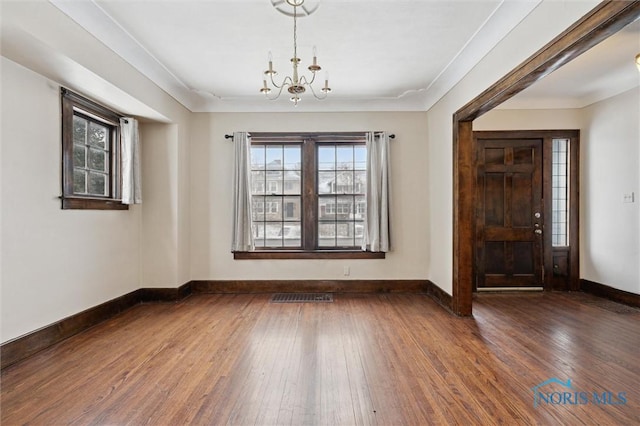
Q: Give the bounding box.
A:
[623,192,635,203]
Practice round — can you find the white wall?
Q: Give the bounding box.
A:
[1,1,192,342]
[425,0,599,294]
[581,88,639,294]
[190,112,430,281]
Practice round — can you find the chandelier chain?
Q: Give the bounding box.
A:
[293,4,297,64]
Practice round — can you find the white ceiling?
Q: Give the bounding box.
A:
[47,0,638,113]
[499,17,640,110]
[49,0,542,112]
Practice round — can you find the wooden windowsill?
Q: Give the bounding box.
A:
[233,251,386,260]
[61,196,129,210]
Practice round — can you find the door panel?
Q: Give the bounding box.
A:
[476,138,543,289]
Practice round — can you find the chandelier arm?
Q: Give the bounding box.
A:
[307,72,317,85]
[298,75,314,86]
[265,76,295,100]
[306,81,329,100]
[269,73,284,89]
[264,83,287,101]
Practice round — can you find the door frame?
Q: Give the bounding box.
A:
[451,2,640,316]
[473,130,580,292]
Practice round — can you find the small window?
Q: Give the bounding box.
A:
[61,89,126,210]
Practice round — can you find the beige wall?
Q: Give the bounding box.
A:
[474,108,583,131]
[1,58,142,341]
[1,1,192,342]
[189,112,430,280]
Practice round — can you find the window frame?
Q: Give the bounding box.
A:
[235,132,384,260]
[61,88,127,210]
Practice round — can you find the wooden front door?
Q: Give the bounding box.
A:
[475,136,543,289]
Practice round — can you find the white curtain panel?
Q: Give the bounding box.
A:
[362,131,391,252]
[231,131,255,252]
[120,117,142,204]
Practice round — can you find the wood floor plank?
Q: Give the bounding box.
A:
[2,292,639,425]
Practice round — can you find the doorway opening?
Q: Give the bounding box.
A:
[450,2,640,316]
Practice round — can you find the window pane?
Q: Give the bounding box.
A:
[251,145,265,168]
[253,223,265,247]
[354,146,366,170]
[88,148,107,172]
[283,172,301,195]
[264,196,282,221]
[74,169,87,194]
[73,116,87,144]
[251,171,265,195]
[266,146,283,170]
[252,196,265,221]
[317,171,334,194]
[318,223,336,247]
[283,223,301,247]
[73,145,86,168]
[283,146,301,170]
[335,170,355,194]
[336,195,354,217]
[336,145,353,169]
[355,195,366,220]
[337,222,355,247]
[283,196,301,221]
[88,122,107,148]
[354,171,366,194]
[265,223,283,247]
[318,146,335,170]
[266,171,283,194]
[88,172,107,196]
[318,196,336,220]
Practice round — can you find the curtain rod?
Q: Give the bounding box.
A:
[224,133,395,139]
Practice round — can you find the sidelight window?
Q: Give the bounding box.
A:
[552,138,570,247]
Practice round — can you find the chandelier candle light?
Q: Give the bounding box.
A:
[260,0,331,105]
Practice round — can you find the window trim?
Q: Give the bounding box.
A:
[235,132,384,260]
[60,88,127,210]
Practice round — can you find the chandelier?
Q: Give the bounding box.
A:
[260,0,331,105]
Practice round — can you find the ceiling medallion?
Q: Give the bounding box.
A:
[261,0,330,105]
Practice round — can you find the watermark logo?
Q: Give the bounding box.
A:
[532,377,627,408]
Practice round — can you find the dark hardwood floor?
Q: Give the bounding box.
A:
[2,292,639,425]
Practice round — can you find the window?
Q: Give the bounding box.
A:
[238,132,384,259]
[250,142,302,248]
[61,89,126,210]
[552,138,570,246]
